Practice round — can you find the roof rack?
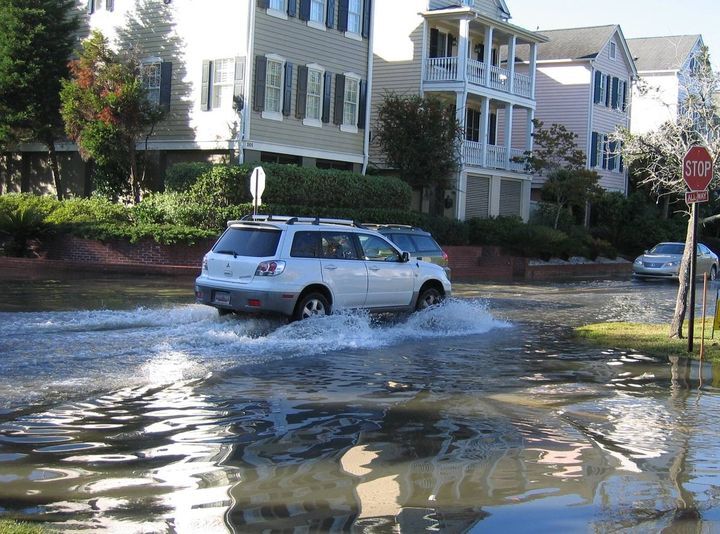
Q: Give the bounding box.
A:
[362,223,418,230]
[231,214,366,228]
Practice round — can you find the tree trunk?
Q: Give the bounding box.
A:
[670,219,694,338]
[129,143,140,204]
[45,136,64,201]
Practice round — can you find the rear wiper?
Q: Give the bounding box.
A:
[216,249,238,258]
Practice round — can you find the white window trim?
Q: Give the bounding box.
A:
[262,54,285,122]
[308,0,326,30]
[344,31,362,41]
[345,0,362,36]
[340,72,360,134]
[267,0,288,20]
[141,57,162,107]
[609,42,616,59]
[303,63,324,128]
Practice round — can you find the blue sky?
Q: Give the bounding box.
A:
[506,0,719,69]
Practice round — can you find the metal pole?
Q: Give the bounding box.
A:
[688,202,698,352]
[701,272,708,361]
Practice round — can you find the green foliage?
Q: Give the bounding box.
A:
[516,120,586,174]
[164,162,213,192]
[541,168,603,229]
[0,204,51,257]
[0,519,46,534]
[45,196,131,225]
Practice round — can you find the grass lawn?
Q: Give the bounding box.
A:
[575,320,720,361]
[0,520,45,534]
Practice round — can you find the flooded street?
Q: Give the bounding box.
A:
[1,275,720,532]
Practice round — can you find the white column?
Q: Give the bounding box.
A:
[457,170,467,220]
[529,43,538,98]
[503,103,514,169]
[483,26,493,86]
[458,18,470,82]
[480,96,490,167]
[507,35,516,93]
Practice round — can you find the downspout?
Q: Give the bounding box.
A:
[586,60,595,169]
[240,0,256,164]
[361,1,375,175]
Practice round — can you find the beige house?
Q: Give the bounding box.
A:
[371,0,547,221]
[7,0,373,195]
[514,25,637,198]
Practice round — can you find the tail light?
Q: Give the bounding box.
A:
[442,250,449,262]
[202,255,208,271]
[255,260,286,276]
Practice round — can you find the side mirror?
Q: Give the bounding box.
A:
[401,251,410,262]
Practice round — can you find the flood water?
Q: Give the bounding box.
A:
[1,275,720,532]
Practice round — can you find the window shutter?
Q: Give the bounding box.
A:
[621,81,627,111]
[326,0,335,28]
[491,48,498,66]
[299,0,310,20]
[602,135,608,169]
[257,0,269,8]
[253,55,267,112]
[333,74,345,125]
[590,132,598,166]
[322,72,332,123]
[476,43,485,61]
[611,77,619,109]
[287,0,297,17]
[159,62,172,112]
[296,65,308,119]
[357,80,367,128]
[106,0,114,11]
[233,57,246,110]
[429,29,439,58]
[361,0,371,39]
[337,0,348,32]
[608,140,617,170]
[282,62,293,116]
[488,113,497,145]
[201,60,211,111]
[593,70,602,104]
[604,74,611,107]
[87,0,95,14]
[619,141,624,172]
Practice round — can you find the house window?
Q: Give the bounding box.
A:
[599,75,608,106]
[306,68,323,121]
[269,0,285,10]
[342,75,360,132]
[212,58,234,109]
[347,0,362,34]
[610,42,616,59]
[142,60,162,107]
[466,108,481,142]
[310,0,324,23]
[264,58,284,115]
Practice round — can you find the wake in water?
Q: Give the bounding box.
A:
[0,299,508,411]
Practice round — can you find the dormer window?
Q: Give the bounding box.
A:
[610,42,616,60]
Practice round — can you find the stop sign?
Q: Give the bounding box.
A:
[683,146,714,191]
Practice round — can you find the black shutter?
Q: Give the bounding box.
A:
[87,0,95,14]
[282,62,293,116]
[287,0,297,17]
[491,48,498,65]
[257,0,269,8]
[106,0,114,11]
[296,65,308,119]
[429,29,439,58]
[593,71,602,104]
[619,141,624,172]
[361,0,371,39]
[299,0,310,20]
[322,72,332,123]
[201,60,211,111]
[602,135,608,169]
[333,74,345,125]
[338,0,348,32]
[233,57,246,110]
[604,74,611,107]
[590,132,598,166]
[357,80,367,128]
[611,77,619,109]
[326,0,335,28]
[476,43,485,61]
[253,55,267,112]
[159,62,172,112]
[488,113,497,145]
[621,80,627,111]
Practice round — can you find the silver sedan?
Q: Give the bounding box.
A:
[633,242,719,280]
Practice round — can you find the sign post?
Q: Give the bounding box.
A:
[250,166,266,216]
[683,146,714,352]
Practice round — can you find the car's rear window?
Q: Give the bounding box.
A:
[411,235,442,254]
[213,228,281,257]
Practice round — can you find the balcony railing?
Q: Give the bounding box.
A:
[425,57,532,98]
[462,141,528,172]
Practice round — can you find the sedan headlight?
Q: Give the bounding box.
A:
[665,261,678,267]
[634,257,643,265]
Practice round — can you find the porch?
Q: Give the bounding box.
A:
[425,56,532,99]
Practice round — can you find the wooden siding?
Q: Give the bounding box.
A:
[251,8,369,157]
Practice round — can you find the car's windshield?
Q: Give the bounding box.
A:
[213,227,281,257]
[650,243,684,255]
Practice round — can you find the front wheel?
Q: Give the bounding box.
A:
[293,292,330,321]
[711,265,717,281]
[415,287,442,311]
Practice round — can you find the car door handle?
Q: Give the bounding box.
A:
[324,265,337,270]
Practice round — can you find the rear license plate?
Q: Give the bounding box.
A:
[213,291,231,305]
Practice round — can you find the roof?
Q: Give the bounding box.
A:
[626,35,703,72]
[532,25,618,61]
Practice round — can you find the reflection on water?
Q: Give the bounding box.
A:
[1,278,720,531]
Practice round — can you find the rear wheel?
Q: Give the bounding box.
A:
[415,287,442,311]
[711,265,717,281]
[293,292,330,321]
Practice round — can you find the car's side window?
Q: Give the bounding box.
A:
[358,234,401,262]
[290,231,321,258]
[321,232,359,259]
[388,233,415,252]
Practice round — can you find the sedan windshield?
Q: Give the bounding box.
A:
[650,244,684,255]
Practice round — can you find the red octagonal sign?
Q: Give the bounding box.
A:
[683,146,714,191]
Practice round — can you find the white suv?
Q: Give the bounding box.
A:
[194,215,452,321]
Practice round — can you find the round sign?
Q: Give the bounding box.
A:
[683,146,714,191]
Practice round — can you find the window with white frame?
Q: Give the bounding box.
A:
[269,0,285,11]
[610,42,616,59]
[142,59,162,107]
[342,75,360,131]
[264,58,284,115]
[212,58,234,109]
[347,0,362,34]
[310,0,325,23]
[306,68,323,122]
[599,75,608,106]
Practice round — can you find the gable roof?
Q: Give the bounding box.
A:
[626,35,703,72]
[534,25,618,61]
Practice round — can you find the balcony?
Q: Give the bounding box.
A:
[463,141,527,172]
[425,57,532,99]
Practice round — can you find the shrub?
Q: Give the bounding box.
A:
[45,196,131,225]
[165,162,213,193]
[0,205,52,257]
[466,216,525,246]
